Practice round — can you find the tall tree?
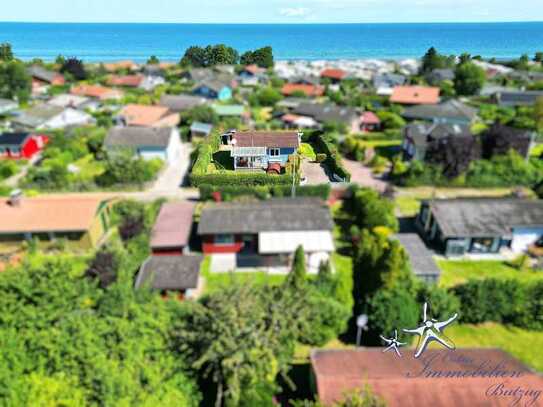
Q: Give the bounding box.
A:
[240,46,274,68]
[0,42,14,61]
[60,57,87,80]
[453,61,486,96]
[0,60,31,102]
[287,245,307,289]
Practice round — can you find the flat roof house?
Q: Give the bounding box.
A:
[402,99,478,125]
[0,132,49,160]
[416,198,543,257]
[0,193,112,253]
[159,94,207,113]
[117,104,180,128]
[150,201,196,255]
[135,255,203,300]
[310,348,543,407]
[104,126,181,164]
[390,86,440,105]
[198,198,335,273]
[11,104,95,131]
[190,122,213,139]
[228,131,300,172]
[495,90,543,107]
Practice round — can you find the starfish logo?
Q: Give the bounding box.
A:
[380,329,406,357]
[403,302,458,358]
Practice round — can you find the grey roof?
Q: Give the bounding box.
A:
[186,68,214,82]
[395,234,441,277]
[190,121,213,134]
[104,126,173,148]
[198,198,334,235]
[11,104,64,128]
[426,198,543,238]
[497,91,543,107]
[160,94,206,112]
[293,102,359,125]
[194,79,230,94]
[426,69,455,83]
[27,65,60,83]
[0,98,18,113]
[135,255,203,290]
[373,73,406,88]
[276,97,307,109]
[404,123,471,148]
[403,100,477,122]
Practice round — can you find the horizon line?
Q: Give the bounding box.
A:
[0,20,543,25]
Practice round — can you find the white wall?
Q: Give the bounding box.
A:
[511,227,543,252]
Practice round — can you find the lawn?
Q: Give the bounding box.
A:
[440,323,543,372]
[437,259,543,288]
[72,154,105,181]
[299,143,316,161]
[395,196,421,217]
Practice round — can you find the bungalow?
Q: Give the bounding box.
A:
[238,64,268,86]
[211,104,250,124]
[0,98,18,115]
[150,201,196,255]
[320,68,348,83]
[281,83,325,97]
[190,122,213,139]
[425,68,455,85]
[228,130,300,172]
[11,104,95,131]
[390,86,440,105]
[197,198,335,273]
[290,102,363,133]
[0,192,112,253]
[70,84,124,101]
[402,99,478,125]
[27,65,65,95]
[494,90,543,107]
[135,255,203,300]
[310,348,543,407]
[192,80,232,101]
[107,74,165,91]
[159,94,207,113]
[103,60,139,73]
[360,111,381,132]
[117,104,180,128]
[0,132,49,159]
[416,198,543,257]
[47,94,98,111]
[372,73,406,95]
[104,126,181,164]
[402,123,472,161]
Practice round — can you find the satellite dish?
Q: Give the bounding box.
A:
[357,314,368,328]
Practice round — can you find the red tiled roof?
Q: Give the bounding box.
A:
[360,111,380,124]
[107,75,144,87]
[321,68,348,80]
[281,83,325,97]
[150,202,195,249]
[390,86,440,105]
[71,84,123,100]
[311,348,543,407]
[233,131,300,148]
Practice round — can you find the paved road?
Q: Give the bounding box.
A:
[342,158,388,193]
[150,142,192,193]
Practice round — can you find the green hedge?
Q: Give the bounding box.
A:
[311,134,351,182]
[199,183,331,200]
[452,279,543,330]
[190,171,293,187]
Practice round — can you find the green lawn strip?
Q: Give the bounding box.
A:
[437,259,543,288]
[435,323,543,372]
[72,154,106,181]
[299,143,316,161]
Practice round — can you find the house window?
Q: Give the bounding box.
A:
[269,148,280,157]
[215,234,235,245]
[470,238,497,254]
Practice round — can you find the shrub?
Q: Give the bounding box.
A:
[190,171,292,187]
[416,284,460,321]
[311,133,351,181]
[316,153,327,163]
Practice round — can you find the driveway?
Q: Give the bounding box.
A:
[342,158,388,193]
[150,142,192,193]
[301,159,331,184]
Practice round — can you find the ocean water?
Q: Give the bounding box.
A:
[0,22,542,62]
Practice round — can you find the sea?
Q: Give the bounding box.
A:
[1,22,542,62]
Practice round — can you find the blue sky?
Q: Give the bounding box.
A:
[1,0,542,23]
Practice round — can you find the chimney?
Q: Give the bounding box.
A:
[8,189,23,207]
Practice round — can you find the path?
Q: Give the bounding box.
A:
[342,158,388,193]
[301,159,331,184]
[150,142,192,193]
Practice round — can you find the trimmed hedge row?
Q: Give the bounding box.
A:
[190,172,293,187]
[310,134,351,182]
[452,278,543,330]
[199,183,331,201]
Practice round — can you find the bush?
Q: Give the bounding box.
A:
[316,153,327,163]
[0,160,18,180]
[198,183,330,201]
[416,284,460,321]
[191,171,292,187]
[311,133,351,181]
[452,279,536,328]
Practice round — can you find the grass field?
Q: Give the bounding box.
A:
[437,259,543,288]
[441,323,543,372]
